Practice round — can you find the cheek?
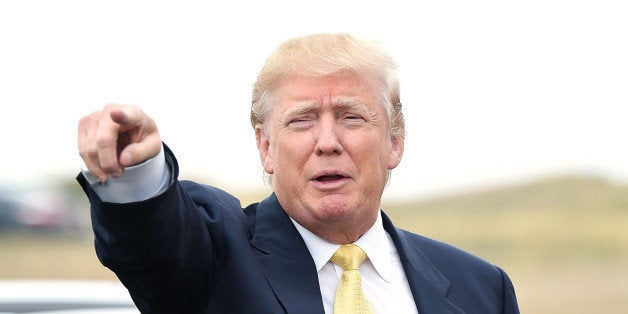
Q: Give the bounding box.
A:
[353,138,392,175]
[280,132,313,152]
[266,141,293,176]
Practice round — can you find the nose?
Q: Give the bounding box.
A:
[315,115,343,155]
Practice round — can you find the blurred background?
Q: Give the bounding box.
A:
[1,1,626,313]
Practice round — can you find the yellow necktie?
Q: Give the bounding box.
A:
[330,244,375,314]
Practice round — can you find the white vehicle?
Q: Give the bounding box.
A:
[0,280,138,313]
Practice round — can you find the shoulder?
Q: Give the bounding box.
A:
[179,180,242,210]
[401,229,491,267]
[382,212,498,275]
[394,226,519,311]
[176,180,249,236]
[398,227,503,281]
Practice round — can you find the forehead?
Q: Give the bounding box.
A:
[273,71,384,107]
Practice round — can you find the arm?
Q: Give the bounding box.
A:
[79,147,219,313]
[77,104,216,313]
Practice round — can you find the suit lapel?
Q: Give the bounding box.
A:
[382,212,465,314]
[250,194,325,314]
[248,196,464,313]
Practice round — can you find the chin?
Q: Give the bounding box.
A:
[312,198,362,221]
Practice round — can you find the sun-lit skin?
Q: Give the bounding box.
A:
[256,71,404,244]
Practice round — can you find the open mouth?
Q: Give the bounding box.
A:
[315,174,347,182]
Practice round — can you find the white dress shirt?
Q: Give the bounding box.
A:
[292,215,418,314]
[82,149,418,313]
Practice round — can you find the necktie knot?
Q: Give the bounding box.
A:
[331,244,367,271]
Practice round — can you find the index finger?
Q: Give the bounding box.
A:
[109,105,144,130]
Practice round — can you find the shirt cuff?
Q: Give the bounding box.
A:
[81,146,170,203]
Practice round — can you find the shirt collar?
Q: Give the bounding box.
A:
[291,211,394,282]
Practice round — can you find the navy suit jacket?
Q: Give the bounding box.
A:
[78,147,519,313]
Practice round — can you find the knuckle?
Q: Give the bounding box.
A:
[86,147,99,158]
[79,111,98,127]
[79,145,99,159]
[95,133,116,148]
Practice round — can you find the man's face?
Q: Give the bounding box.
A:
[256,71,404,243]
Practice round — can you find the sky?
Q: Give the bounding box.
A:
[1,0,626,201]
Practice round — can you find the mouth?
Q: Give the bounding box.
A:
[311,170,351,187]
[314,174,348,182]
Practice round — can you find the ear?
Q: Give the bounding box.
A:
[387,134,404,170]
[255,127,274,174]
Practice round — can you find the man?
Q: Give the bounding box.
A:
[77,33,519,313]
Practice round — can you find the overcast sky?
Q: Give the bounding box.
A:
[1,0,626,200]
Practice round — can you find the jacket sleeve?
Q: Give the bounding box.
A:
[76,145,242,313]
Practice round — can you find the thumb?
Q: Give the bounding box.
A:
[119,132,162,167]
[106,105,161,167]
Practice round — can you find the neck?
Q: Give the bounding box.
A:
[307,213,378,244]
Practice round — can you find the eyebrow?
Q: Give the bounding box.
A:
[282,101,319,118]
[331,96,371,113]
[281,97,371,119]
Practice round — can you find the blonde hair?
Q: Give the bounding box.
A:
[250,33,405,138]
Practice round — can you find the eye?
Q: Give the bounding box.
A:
[287,116,316,129]
[342,113,365,123]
